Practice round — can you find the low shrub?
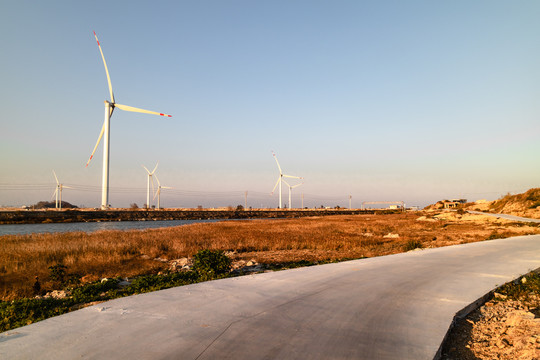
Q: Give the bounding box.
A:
[403,240,423,251]
[495,271,540,305]
[192,249,232,280]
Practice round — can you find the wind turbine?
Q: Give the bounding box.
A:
[271,151,303,209]
[283,180,304,209]
[142,163,158,209]
[85,31,172,209]
[52,171,72,210]
[153,173,172,210]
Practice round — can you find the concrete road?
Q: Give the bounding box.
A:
[468,210,540,223]
[2,235,540,360]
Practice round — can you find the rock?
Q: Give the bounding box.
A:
[494,292,508,300]
[521,277,527,284]
[118,278,131,287]
[231,260,247,269]
[101,278,109,283]
[168,258,191,271]
[246,259,258,266]
[44,290,70,299]
[362,232,373,237]
[383,233,399,238]
[140,254,151,260]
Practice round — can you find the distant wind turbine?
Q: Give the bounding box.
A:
[85,31,172,209]
[142,163,159,209]
[52,171,72,210]
[283,180,304,209]
[271,151,303,209]
[153,174,172,210]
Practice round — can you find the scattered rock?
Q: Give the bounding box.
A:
[168,258,191,271]
[44,290,70,299]
[383,233,399,239]
[246,259,257,266]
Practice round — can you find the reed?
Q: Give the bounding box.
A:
[1,213,538,300]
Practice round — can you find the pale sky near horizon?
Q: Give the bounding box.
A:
[1,1,539,209]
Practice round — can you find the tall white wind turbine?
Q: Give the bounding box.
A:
[85,31,172,209]
[142,163,159,209]
[283,180,304,209]
[52,171,72,210]
[153,173,172,210]
[271,151,303,209]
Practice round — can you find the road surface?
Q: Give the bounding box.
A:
[468,210,540,223]
[1,235,539,359]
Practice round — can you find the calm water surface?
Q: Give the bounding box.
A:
[0,219,223,236]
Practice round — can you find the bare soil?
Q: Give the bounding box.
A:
[441,276,540,360]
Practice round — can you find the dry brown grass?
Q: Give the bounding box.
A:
[2,213,539,300]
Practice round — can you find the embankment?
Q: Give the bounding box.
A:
[0,209,395,225]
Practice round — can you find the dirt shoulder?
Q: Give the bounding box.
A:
[440,272,540,360]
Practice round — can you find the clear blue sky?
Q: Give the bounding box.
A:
[1,1,539,208]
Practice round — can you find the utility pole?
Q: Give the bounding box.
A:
[349,195,352,210]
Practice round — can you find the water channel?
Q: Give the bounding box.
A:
[0,219,224,236]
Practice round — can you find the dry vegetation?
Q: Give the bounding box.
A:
[465,188,540,219]
[2,212,540,301]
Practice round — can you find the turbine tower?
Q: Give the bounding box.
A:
[52,171,72,210]
[271,151,302,209]
[142,163,158,209]
[283,180,304,209]
[153,173,172,210]
[85,31,172,209]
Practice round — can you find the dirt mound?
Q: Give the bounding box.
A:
[465,189,540,219]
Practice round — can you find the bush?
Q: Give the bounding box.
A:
[192,249,232,279]
[403,240,424,251]
[48,264,67,284]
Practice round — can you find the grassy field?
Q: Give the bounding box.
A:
[2,212,540,301]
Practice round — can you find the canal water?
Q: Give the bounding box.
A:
[0,219,224,236]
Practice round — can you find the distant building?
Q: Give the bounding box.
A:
[442,199,467,209]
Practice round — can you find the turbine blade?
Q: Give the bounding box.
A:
[162,186,173,189]
[115,103,172,117]
[151,162,159,175]
[154,173,161,188]
[93,31,115,103]
[272,151,283,174]
[153,188,159,201]
[52,170,59,184]
[283,174,303,180]
[271,177,280,194]
[142,165,151,174]
[51,189,57,201]
[85,121,105,167]
[292,182,304,189]
[282,179,291,188]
